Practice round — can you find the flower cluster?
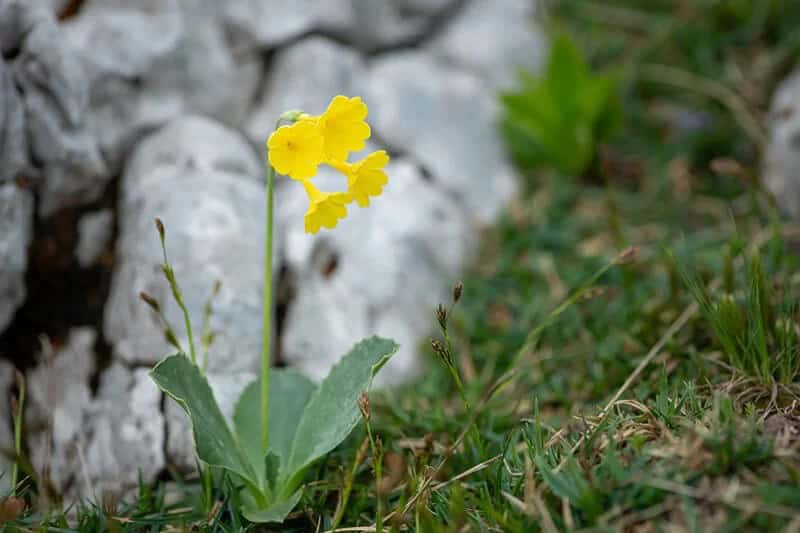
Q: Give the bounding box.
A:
[267,95,389,234]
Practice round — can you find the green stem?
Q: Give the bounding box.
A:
[261,158,277,454]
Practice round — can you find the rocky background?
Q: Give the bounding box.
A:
[0,0,546,500]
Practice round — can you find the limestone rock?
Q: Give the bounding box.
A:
[8,0,108,216]
[430,0,546,89]
[0,59,29,185]
[26,329,164,500]
[104,116,270,374]
[359,51,517,222]
[0,183,34,333]
[764,70,800,217]
[244,37,365,146]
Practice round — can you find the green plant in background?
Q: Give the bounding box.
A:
[148,95,398,523]
[501,33,621,176]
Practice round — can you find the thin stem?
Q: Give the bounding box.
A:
[365,420,383,533]
[261,127,279,453]
[158,231,197,367]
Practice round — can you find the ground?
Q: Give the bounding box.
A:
[4,1,800,531]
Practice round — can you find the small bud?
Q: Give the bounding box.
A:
[358,391,370,421]
[139,291,161,312]
[452,281,463,303]
[154,218,165,241]
[430,339,452,366]
[435,304,448,330]
[615,246,639,265]
[212,279,222,296]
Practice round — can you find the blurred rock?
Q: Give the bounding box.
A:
[279,158,471,384]
[104,116,270,374]
[430,0,545,89]
[75,209,114,268]
[26,328,95,496]
[27,329,164,501]
[764,70,800,218]
[165,370,255,471]
[359,51,517,222]
[7,0,108,216]
[245,36,364,145]
[219,0,455,52]
[62,0,261,173]
[0,59,29,185]
[0,183,33,333]
[0,359,13,495]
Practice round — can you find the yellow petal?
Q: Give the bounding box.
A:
[317,95,371,161]
[340,150,390,207]
[267,121,324,180]
[302,180,349,234]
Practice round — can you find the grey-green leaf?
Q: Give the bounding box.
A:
[241,489,303,523]
[149,354,257,484]
[284,336,398,490]
[233,369,316,488]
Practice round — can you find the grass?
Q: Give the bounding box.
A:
[4,1,800,530]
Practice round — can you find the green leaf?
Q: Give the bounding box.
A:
[283,336,398,492]
[233,369,316,487]
[241,490,302,523]
[149,354,257,485]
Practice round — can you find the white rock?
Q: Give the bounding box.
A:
[104,116,271,374]
[244,36,365,146]
[218,0,454,51]
[359,51,517,222]
[0,183,34,333]
[279,158,471,384]
[0,58,29,185]
[26,328,96,495]
[764,70,800,217]
[27,329,165,501]
[62,0,262,173]
[8,0,108,216]
[75,209,114,268]
[430,0,546,89]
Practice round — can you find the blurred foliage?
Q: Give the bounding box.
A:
[501,33,622,176]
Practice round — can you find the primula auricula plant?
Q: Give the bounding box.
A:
[148,95,397,523]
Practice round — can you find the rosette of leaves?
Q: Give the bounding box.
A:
[150,336,398,522]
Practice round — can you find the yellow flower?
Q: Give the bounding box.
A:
[330,150,390,208]
[302,180,349,234]
[307,95,371,161]
[267,121,324,180]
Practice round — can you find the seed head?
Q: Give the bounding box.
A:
[358,391,370,421]
[615,246,639,265]
[139,291,161,312]
[154,218,165,241]
[435,304,448,330]
[452,281,463,303]
[430,339,452,366]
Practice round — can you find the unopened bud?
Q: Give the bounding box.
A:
[139,291,161,312]
[154,218,165,241]
[452,281,463,303]
[430,339,452,366]
[615,246,639,265]
[358,391,370,421]
[435,304,448,330]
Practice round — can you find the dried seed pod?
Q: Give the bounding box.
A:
[452,281,464,303]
